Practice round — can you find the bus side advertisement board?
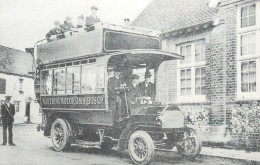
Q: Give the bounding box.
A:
[41,94,105,109]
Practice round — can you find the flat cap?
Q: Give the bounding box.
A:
[5,96,12,100]
[124,18,130,22]
[91,5,98,10]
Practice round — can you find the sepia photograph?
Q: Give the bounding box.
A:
[0,0,259,164]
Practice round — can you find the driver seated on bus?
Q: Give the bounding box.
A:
[127,74,141,105]
[138,71,156,101]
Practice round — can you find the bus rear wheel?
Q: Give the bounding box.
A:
[51,118,71,151]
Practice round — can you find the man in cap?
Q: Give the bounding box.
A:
[138,71,156,101]
[124,18,130,26]
[128,74,140,104]
[85,5,100,31]
[46,21,65,42]
[1,96,16,146]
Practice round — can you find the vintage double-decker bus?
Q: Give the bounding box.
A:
[34,23,201,165]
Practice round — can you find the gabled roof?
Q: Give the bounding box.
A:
[0,45,34,77]
[132,0,218,32]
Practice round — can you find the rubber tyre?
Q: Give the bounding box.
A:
[128,131,154,165]
[51,118,71,152]
[176,127,202,160]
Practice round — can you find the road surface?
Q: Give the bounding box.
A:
[0,125,250,165]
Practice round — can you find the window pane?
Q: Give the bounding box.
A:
[249,16,256,26]
[201,86,206,95]
[195,53,200,62]
[249,82,256,92]
[186,45,191,63]
[195,68,200,77]
[41,70,53,94]
[201,43,206,61]
[195,78,201,86]
[186,88,191,95]
[249,4,256,15]
[249,61,256,71]
[181,88,186,96]
[66,67,80,94]
[241,62,248,72]
[181,70,185,78]
[241,72,248,83]
[186,69,191,78]
[201,78,206,86]
[241,6,248,17]
[247,45,255,55]
[249,72,256,82]
[195,43,201,53]
[201,67,206,76]
[241,83,248,92]
[241,18,248,28]
[195,87,201,95]
[81,65,97,93]
[53,69,65,94]
[186,79,191,87]
[97,65,105,88]
[241,35,247,45]
[181,79,186,88]
[248,33,255,44]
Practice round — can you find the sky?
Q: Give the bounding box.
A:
[0,0,152,51]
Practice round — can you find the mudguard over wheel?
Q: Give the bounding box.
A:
[128,131,154,165]
[51,118,71,151]
[176,127,202,160]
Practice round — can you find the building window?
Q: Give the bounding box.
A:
[241,4,256,28]
[19,78,24,94]
[180,69,191,96]
[14,101,20,112]
[0,78,6,94]
[195,67,206,95]
[180,45,191,64]
[240,33,256,56]
[177,40,206,103]
[237,2,260,100]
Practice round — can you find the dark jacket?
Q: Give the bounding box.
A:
[128,83,141,102]
[85,15,100,27]
[60,21,74,32]
[1,103,15,124]
[108,77,120,101]
[138,81,156,100]
[45,26,64,40]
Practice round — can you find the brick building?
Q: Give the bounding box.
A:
[132,0,260,149]
[0,45,41,124]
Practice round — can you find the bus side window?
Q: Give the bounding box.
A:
[66,67,80,94]
[81,65,97,93]
[97,65,105,92]
[41,70,53,95]
[53,68,65,94]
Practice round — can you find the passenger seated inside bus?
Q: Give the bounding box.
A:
[138,71,156,101]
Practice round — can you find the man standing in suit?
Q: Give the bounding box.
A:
[108,67,121,120]
[139,71,156,101]
[85,6,100,31]
[1,96,16,146]
[128,74,140,104]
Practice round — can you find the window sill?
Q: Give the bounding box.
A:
[176,95,206,104]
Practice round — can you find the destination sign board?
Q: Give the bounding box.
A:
[41,94,105,109]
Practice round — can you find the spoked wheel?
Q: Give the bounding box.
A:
[128,131,154,165]
[176,127,202,160]
[51,118,71,151]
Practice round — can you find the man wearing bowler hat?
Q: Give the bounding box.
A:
[1,96,16,146]
[85,5,100,30]
[138,71,156,101]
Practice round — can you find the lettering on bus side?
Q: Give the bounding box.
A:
[41,94,105,109]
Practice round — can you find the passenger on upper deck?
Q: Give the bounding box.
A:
[77,15,85,28]
[85,5,100,31]
[46,21,65,42]
[138,71,156,101]
[124,18,130,26]
[60,16,76,32]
